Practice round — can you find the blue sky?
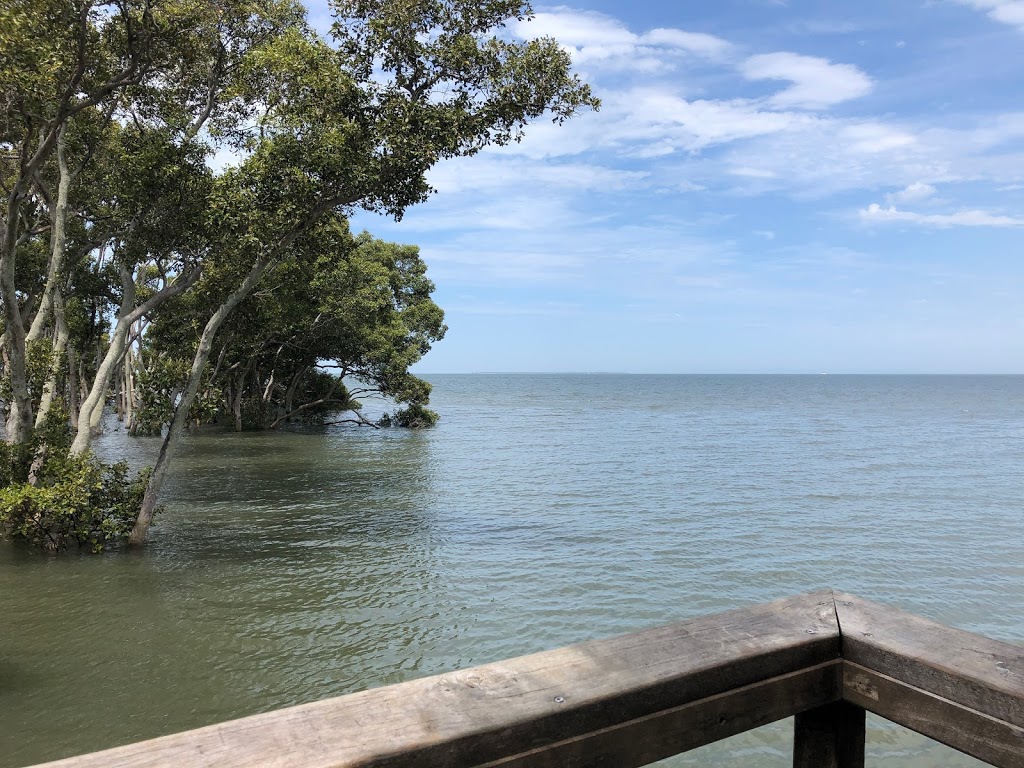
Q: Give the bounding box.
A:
[337,0,1024,373]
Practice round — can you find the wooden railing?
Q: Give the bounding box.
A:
[28,590,1024,768]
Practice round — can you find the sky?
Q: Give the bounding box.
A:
[332,0,1024,373]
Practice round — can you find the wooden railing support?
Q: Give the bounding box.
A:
[793,701,865,768]
[836,593,1024,768]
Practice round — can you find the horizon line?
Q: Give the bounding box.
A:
[413,371,1024,376]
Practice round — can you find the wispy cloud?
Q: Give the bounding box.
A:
[482,10,1024,204]
[449,301,583,317]
[840,122,915,153]
[426,156,648,195]
[859,203,1024,227]
[348,2,1024,373]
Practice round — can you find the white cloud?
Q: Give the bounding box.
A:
[887,182,937,204]
[859,203,1024,227]
[643,28,733,57]
[741,52,873,109]
[510,9,731,71]
[482,73,1024,200]
[379,214,738,290]
[362,6,1024,223]
[518,9,635,48]
[956,0,1024,30]
[481,85,820,160]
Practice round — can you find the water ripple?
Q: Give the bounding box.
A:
[1,375,1021,767]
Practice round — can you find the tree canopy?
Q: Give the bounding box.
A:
[0,0,598,549]
[139,222,447,433]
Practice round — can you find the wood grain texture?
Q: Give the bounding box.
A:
[843,662,1024,768]
[834,592,1024,728]
[480,661,840,768]
[29,590,840,768]
[792,701,865,768]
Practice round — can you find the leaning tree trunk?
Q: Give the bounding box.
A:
[283,365,310,419]
[70,273,137,454]
[69,267,201,455]
[130,256,275,545]
[129,194,350,545]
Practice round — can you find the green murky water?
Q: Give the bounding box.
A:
[3,375,1021,766]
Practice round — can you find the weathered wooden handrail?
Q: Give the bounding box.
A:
[24,590,1024,768]
[836,591,1024,767]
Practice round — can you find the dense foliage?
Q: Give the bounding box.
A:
[138,223,447,432]
[0,406,153,551]
[0,0,597,548]
[0,450,152,552]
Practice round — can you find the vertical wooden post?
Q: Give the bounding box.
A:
[793,701,865,768]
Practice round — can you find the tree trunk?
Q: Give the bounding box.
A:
[115,363,125,421]
[123,341,135,431]
[2,308,32,444]
[283,365,310,420]
[69,267,201,454]
[2,199,33,445]
[130,256,274,545]
[68,349,80,424]
[232,370,246,432]
[79,366,91,421]
[34,292,71,429]
[0,122,67,446]
[0,82,143,444]
[27,131,71,345]
[233,391,243,431]
[70,270,136,453]
[130,196,347,545]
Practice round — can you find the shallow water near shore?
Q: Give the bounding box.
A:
[2,374,1022,767]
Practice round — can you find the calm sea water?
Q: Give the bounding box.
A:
[2,374,1023,767]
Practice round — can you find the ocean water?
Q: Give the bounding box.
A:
[1,374,1022,766]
